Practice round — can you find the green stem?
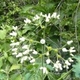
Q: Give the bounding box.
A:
[58,69,72,80]
[42,26,46,80]
[74,0,80,54]
[7,73,9,80]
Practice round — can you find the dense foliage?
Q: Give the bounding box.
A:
[0,0,80,80]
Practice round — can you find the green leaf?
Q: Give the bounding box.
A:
[22,5,34,13]
[10,73,22,80]
[0,73,7,80]
[0,58,3,68]
[48,72,58,80]
[0,30,6,39]
[10,64,21,71]
[24,73,32,80]
[8,56,17,64]
[15,75,22,80]
[73,63,80,78]
[24,67,46,80]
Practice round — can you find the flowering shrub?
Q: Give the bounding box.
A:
[9,12,76,79]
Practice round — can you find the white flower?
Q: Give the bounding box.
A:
[70,53,74,56]
[56,14,60,19]
[69,47,76,53]
[45,13,51,22]
[40,39,45,44]
[65,60,71,66]
[10,31,17,37]
[23,50,29,55]
[30,58,35,63]
[40,12,44,17]
[51,12,60,19]
[68,57,74,62]
[46,51,49,56]
[62,48,68,52]
[24,18,31,24]
[33,15,40,21]
[10,42,19,47]
[12,48,17,52]
[54,60,62,71]
[67,40,73,45]
[16,53,22,58]
[63,65,69,69]
[10,42,16,47]
[20,56,28,63]
[19,37,26,42]
[45,18,49,22]
[40,67,48,74]
[46,58,51,64]
[22,45,29,49]
[12,26,18,30]
[12,52,17,55]
[32,50,38,54]
[63,60,71,69]
[51,12,57,18]
[15,42,20,46]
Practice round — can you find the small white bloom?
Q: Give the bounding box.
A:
[45,13,51,22]
[10,43,16,47]
[19,37,26,42]
[10,31,17,37]
[12,52,17,55]
[12,48,17,52]
[24,18,31,24]
[67,40,73,45]
[62,48,68,52]
[70,53,74,56]
[69,47,76,53]
[45,18,50,22]
[46,58,51,64]
[28,55,33,60]
[51,12,57,18]
[51,12,60,19]
[23,50,29,55]
[30,58,35,63]
[63,65,69,69]
[40,67,48,74]
[68,57,74,62]
[40,39,45,44]
[22,45,29,49]
[46,51,49,56]
[15,42,20,46]
[56,14,60,19]
[65,60,71,66]
[54,60,62,71]
[12,26,18,30]
[16,53,22,58]
[40,12,44,17]
[33,15,40,21]
[10,42,19,47]
[32,50,38,54]
[20,56,28,63]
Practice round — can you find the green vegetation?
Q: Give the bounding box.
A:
[0,0,80,80]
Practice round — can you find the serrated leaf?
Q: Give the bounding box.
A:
[73,63,80,78]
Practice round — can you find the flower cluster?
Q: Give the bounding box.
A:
[9,12,76,74]
[10,26,39,64]
[53,57,74,71]
[62,40,76,54]
[24,12,60,24]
